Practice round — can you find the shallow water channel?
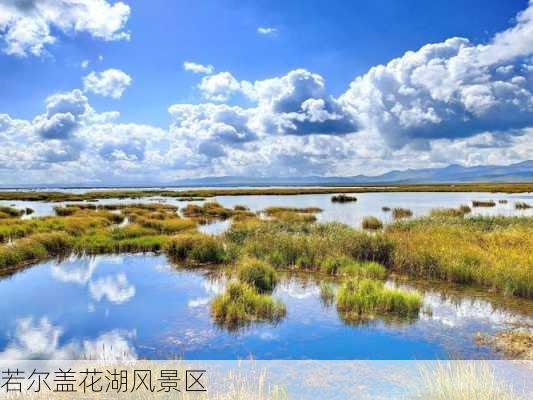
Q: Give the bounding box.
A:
[0,254,531,360]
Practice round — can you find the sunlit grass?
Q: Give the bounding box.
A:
[362,216,383,230]
[387,216,533,298]
[416,362,521,400]
[165,233,226,264]
[336,278,422,322]
[237,257,278,292]
[211,281,286,330]
[392,207,413,219]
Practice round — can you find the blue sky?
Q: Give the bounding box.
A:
[0,0,532,185]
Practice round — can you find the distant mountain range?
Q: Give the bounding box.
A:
[3,160,532,189]
[168,160,533,187]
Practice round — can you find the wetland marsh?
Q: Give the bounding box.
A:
[0,186,531,360]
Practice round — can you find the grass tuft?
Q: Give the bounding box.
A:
[237,257,278,292]
[362,216,383,230]
[336,278,422,322]
[472,200,496,207]
[515,201,532,210]
[392,208,413,219]
[331,194,357,203]
[211,281,286,330]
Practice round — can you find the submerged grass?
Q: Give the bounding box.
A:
[336,278,422,322]
[211,281,286,330]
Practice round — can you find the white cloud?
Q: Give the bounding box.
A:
[83,68,132,98]
[257,27,277,36]
[0,0,131,57]
[89,273,136,304]
[339,1,533,148]
[183,61,214,75]
[0,317,137,360]
[81,59,90,69]
[198,72,243,101]
[2,2,533,184]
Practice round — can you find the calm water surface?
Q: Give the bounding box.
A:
[0,254,531,360]
[1,191,533,232]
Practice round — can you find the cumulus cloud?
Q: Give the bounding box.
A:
[198,72,242,101]
[0,317,137,360]
[83,68,132,98]
[340,1,533,148]
[89,273,136,304]
[0,0,131,57]
[183,61,214,74]
[257,27,277,36]
[2,1,533,184]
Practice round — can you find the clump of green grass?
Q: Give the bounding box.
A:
[336,278,422,322]
[165,233,226,264]
[237,257,278,292]
[25,207,34,215]
[0,232,74,270]
[498,199,508,204]
[382,206,391,212]
[515,201,532,210]
[320,257,386,279]
[269,211,317,223]
[211,281,286,330]
[134,216,197,234]
[319,283,336,306]
[362,216,383,230]
[472,200,496,207]
[459,204,472,214]
[430,207,470,218]
[182,201,253,221]
[234,205,249,211]
[331,194,357,203]
[392,208,413,219]
[264,206,322,216]
[0,206,24,219]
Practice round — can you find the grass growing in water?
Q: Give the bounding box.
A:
[382,206,391,212]
[472,200,496,207]
[237,257,278,292]
[362,216,383,230]
[392,208,413,219]
[165,233,226,264]
[336,279,422,322]
[319,282,336,306]
[211,281,286,330]
[320,257,387,279]
[264,206,322,216]
[430,206,471,218]
[515,201,532,209]
[0,206,24,219]
[387,216,533,298]
[331,194,357,203]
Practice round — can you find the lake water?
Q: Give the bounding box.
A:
[0,254,531,360]
[2,191,533,233]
